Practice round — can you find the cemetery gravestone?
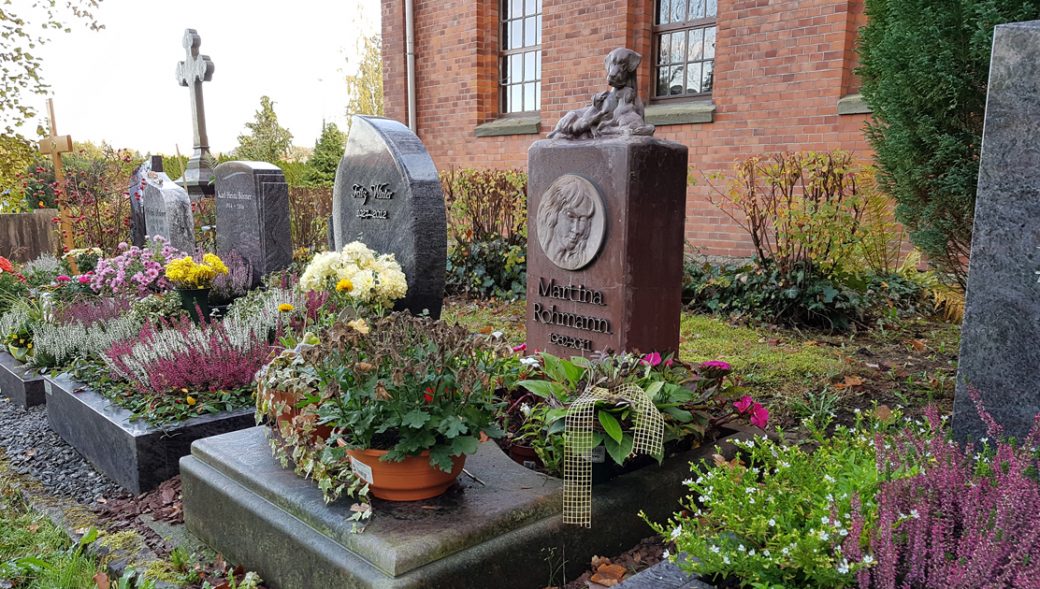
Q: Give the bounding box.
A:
[332,115,446,318]
[954,20,1040,442]
[214,161,292,287]
[142,170,194,254]
[129,156,165,247]
[526,48,688,357]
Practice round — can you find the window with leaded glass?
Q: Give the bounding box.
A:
[500,0,541,113]
[653,0,717,99]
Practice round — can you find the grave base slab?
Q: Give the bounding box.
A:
[0,351,45,408]
[182,426,755,589]
[44,374,254,494]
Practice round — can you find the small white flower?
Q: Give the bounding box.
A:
[839,528,849,537]
[863,555,875,565]
[682,478,693,486]
[768,518,777,527]
[748,549,756,557]
[737,544,746,552]
[699,495,709,504]
[910,509,920,519]
[519,357,540,367]
[710,545,721,554]
[670,526,682,540]
[819,530,830,541]
[763,549,770,557]
[837,559,850,574]
[745,486,757,494]
[980,437,989,444]
[821,515,830,525]
[662,549,671,559]
[722,555,730,565]
[823,474,835,483]
[782,546,790,555]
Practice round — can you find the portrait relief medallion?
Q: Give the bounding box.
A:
[536,174,606,271]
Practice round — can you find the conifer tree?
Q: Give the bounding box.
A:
[235,96,294,163]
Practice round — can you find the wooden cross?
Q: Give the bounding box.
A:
[175,28,216,197]
[38,98,77,261]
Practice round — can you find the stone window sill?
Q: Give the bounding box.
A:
[645,101,716,126]
[838,93,872,115]
[474,115,541,137]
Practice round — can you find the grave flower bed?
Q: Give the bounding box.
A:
[0,238,308,492]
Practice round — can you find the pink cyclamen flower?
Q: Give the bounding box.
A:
[734,395,754,414]
[77,275,90,285]
[512,343,527,353]
[55,275,71,283]
[750,403,769,429]
[701,360,732,372]
[642,352,662,367]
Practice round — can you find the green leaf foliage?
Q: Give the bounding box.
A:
[859,0,1040,286]
[234,96,294,163]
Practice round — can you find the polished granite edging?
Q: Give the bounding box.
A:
[0,351,46,408]
[44,373,255,494]
[182,426,757,589]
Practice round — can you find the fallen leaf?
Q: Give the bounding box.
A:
[93,572,110,589]
[479,325,494,335]
[874,405,893,421]
[907,339,927,351]
[834,375,865,390]
[590,555,610,569]
[27,524,38,533]
[589,563,627,586]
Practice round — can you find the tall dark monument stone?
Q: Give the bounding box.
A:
[332,115,446,318]
[953,21,1040,442]
[214,161,293,287]
[175,28,216,199]
[527,48,688,356]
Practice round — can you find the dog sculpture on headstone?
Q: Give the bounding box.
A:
[547,47,656,140]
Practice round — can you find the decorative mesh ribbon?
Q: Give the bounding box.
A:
[563,383,664,527]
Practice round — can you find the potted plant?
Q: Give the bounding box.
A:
[164,253,229,322]
[302,312,514,501]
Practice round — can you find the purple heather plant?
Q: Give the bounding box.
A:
[846,391,1040,589]
[52,297,133,327]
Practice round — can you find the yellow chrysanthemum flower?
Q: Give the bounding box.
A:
[278,303,295,313]
[336,278,353,293]
[347,318,370,334]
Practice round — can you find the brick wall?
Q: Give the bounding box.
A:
[381,0,872,257]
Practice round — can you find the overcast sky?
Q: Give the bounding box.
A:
[24,0,381,156]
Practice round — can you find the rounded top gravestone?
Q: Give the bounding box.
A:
[332,115,446,318]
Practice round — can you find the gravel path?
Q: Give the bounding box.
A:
[0,397,128,505]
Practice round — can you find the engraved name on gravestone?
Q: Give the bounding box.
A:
[214,161,292,287]
[332,115,446,318]
[953,20,1040,442]
[142,170,194,254]
[129,156,165,247]
[527,48,687,357]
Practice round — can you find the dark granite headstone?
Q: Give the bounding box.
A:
[526,137,688,356]
[214,161,292,287]
[954,20,1040,442]
[332,115,446,318]
[129,156,165,247]
[142,170,194,254]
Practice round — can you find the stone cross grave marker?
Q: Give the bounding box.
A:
[37,98,76,261]
[526,48,688,358]
[128,155,164,247]
[214,161,292,287]
[175,28,216,199]
[332,115,446,318]
[142,170,194,254]
[953,20,1040,442]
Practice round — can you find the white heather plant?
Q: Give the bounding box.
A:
[31,313,141,369]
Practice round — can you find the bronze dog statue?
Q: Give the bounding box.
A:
[547,48,655,140]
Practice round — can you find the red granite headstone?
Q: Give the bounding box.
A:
[526,136,688,357]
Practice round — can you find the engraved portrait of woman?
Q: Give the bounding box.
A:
[537,175,605,270]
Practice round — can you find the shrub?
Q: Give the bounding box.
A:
[441,168,527,299]
[288,187,332,252]
[859,0,1040,287]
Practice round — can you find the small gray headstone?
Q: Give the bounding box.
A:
[129,156,166,247]
[954,20,1040,442]
[142,170,194,254]
[214,161,293,287]
[332,116,446,318]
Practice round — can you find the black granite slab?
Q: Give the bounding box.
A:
[182,426,756,589]
[0,351,46,408]
[44,373,254,494]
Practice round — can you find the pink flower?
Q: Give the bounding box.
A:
[734,395,754,414]
[512,343,527,353]
[55,275,71,283]
[750,403,769,429]
[77,275,90,285]
[642,352,662,367]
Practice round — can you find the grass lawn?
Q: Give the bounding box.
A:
[441,297,961,437]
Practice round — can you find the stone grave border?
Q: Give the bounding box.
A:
[181,424,759,588]
[0,351,46,408]
[44,373,254,494]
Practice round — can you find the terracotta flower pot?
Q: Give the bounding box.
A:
[346,448,465,501]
